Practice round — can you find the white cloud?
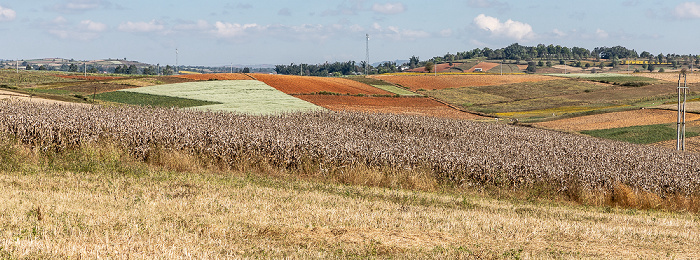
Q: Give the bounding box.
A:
[596,28,609,39]
[370,22,430,40]
[673,2,700,19]
[440,29,453,37]
[174,20,211,31]
[372,3,406,14]
[118,20,165,33]
[552,29,566,37]
[212,22,262,38]
[53,0,109,14]
[473,14,534,40]
[0,5,16,22]
[80,20,107,32]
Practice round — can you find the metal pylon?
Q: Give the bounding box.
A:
[677,71,688,151]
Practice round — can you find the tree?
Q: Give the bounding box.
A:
[88,66,98,73]
[526,61,537,73]
[127,65,138,74]
[25,65,32,70]
[38,65,47,71]
[408,56,420,69]
[424,62,434,73]
[162,65,174,75]
[242,67,251,73]
[68,63,79,72]
[647,63,655,72]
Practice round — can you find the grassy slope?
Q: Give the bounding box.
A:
[0,138,698,259]
[582,124,700,144]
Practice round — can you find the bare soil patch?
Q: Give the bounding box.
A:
[635,72,700,83]
[467,62,499,72]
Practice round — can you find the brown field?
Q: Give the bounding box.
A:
[405,63,455,73]
[372,74,558,91]
[295,95,485,120]
[467,62,499,72]
[562,82,685,103]
[251,74,392,95]
[173,73,254,81]
[56,75,124,80]
[533,109,700,132]
[635,72,700,83]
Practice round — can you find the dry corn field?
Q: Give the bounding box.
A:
[1,100,700,204]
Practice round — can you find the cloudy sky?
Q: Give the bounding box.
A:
[0,0,699,66]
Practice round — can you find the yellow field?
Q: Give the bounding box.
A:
[533,108,700,132]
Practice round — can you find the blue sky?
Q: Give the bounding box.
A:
[0,0,699,66]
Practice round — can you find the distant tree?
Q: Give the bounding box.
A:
[546,61,552,67]
[559,60,565,65]
[242,67,251,73]
[424,62,434,73]
[659,68,665,72]
[598,62,604,69]
[526,61,537,73]
[25,65,31,70]
[127,65,138,74]
[584,63,591,69]
[88,66,98,73]
[68,63,79,72]
[537,60,544,67]
[162,65,174,75]
[142,66,157,75]
[647,63,655,72]
[408,56,420,69]
[38,65,47,71]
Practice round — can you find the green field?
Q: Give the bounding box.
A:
[581,124,699,144]
[94,91,220,108]
[120,80,323,114]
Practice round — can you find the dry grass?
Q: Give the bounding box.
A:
[534,109,700,132]
[1,140,699,259]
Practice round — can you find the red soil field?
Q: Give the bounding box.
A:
[173,73,254,81]
[467,62,500,72]
[251,74,393,95]
[56,75,124,80]
[372,74,557,91]
[296,95,485,120]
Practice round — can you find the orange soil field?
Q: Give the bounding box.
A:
[372,74,557,91]
[251,74,392,95]
[296,95,485,120]
[633,72,700,83]
[467,62,499,72]
[533,109,700,132]
[173,73,254,81]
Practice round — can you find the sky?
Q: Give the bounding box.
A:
[0,0,699,66]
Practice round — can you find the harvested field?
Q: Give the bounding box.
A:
[372,74,557,91]
[533,109,700,132]
[563,82,685,103]
[295,95,484,120]
[251,74,392,95]
[173,73,254,81]
[635,72,700,83]
[467,62,499,72]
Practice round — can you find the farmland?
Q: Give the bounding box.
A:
[294,95,483,120]
[120,80,322,114]
[2,70,700,258]
[252,73,392,95]
[372,74,557,91]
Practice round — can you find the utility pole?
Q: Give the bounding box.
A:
[84,63,87,78]
[677,69,689,151]
[231,63,233,73]
[175,48,179,75]
[365,34,370,76]
[16,60,18,73]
